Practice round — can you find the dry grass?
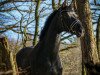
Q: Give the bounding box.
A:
[60,45,82,75]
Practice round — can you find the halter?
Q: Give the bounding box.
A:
[70,20,80,32]
[59,9,80,32]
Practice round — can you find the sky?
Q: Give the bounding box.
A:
[2,1,52,40]
[1,0,100,43]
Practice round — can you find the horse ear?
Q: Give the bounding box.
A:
[62,1,67,8]
[69,0,74,10]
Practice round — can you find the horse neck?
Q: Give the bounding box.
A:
[43,19,61,57]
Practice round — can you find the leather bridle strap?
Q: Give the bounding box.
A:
[70,20,80,32]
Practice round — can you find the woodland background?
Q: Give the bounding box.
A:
[0,0,100,75]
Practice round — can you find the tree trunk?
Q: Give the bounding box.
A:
[0,36,18,75]
[96,15,100,60]
[58,0,61,8]
[0,36,11,71]
[33,0,41,46]
[52,0,56,10]
[76,0,99,75]
[10,51,18,75]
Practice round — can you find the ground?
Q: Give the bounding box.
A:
[60,44,82,75]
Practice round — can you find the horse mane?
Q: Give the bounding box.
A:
[39,10,58,41]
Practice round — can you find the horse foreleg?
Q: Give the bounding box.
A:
[56,55,63,75]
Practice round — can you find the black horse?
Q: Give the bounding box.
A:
[16,2,84,75]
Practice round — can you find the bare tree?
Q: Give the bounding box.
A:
[96,15,100,60]
[76,0,99,75]
[52,0,56,10]
[33,0,41,46]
